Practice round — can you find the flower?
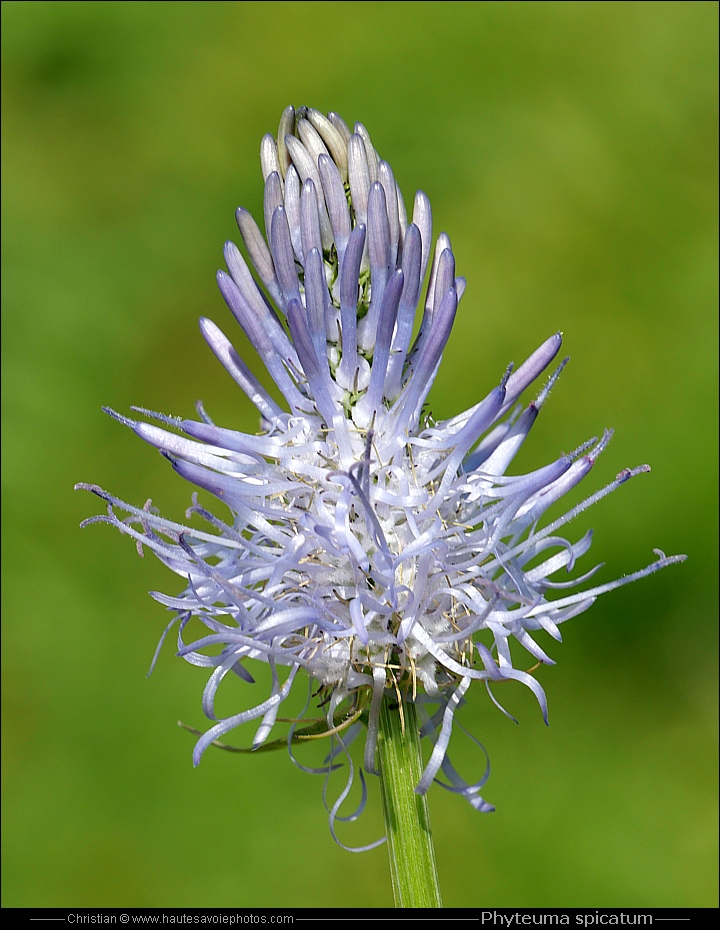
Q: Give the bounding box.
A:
[77,106,684,842]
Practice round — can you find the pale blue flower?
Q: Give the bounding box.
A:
[77,106,684,842]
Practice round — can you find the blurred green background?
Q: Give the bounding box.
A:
[2,0,717,909]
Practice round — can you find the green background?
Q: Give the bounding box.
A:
[2,0,717,909]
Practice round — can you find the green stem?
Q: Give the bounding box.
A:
[377,694,443,908]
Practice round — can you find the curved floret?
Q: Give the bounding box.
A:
[77,106,685,843]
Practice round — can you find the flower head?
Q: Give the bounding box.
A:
[77,106,684,841]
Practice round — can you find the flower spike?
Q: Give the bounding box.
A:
[77,107,685,846]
